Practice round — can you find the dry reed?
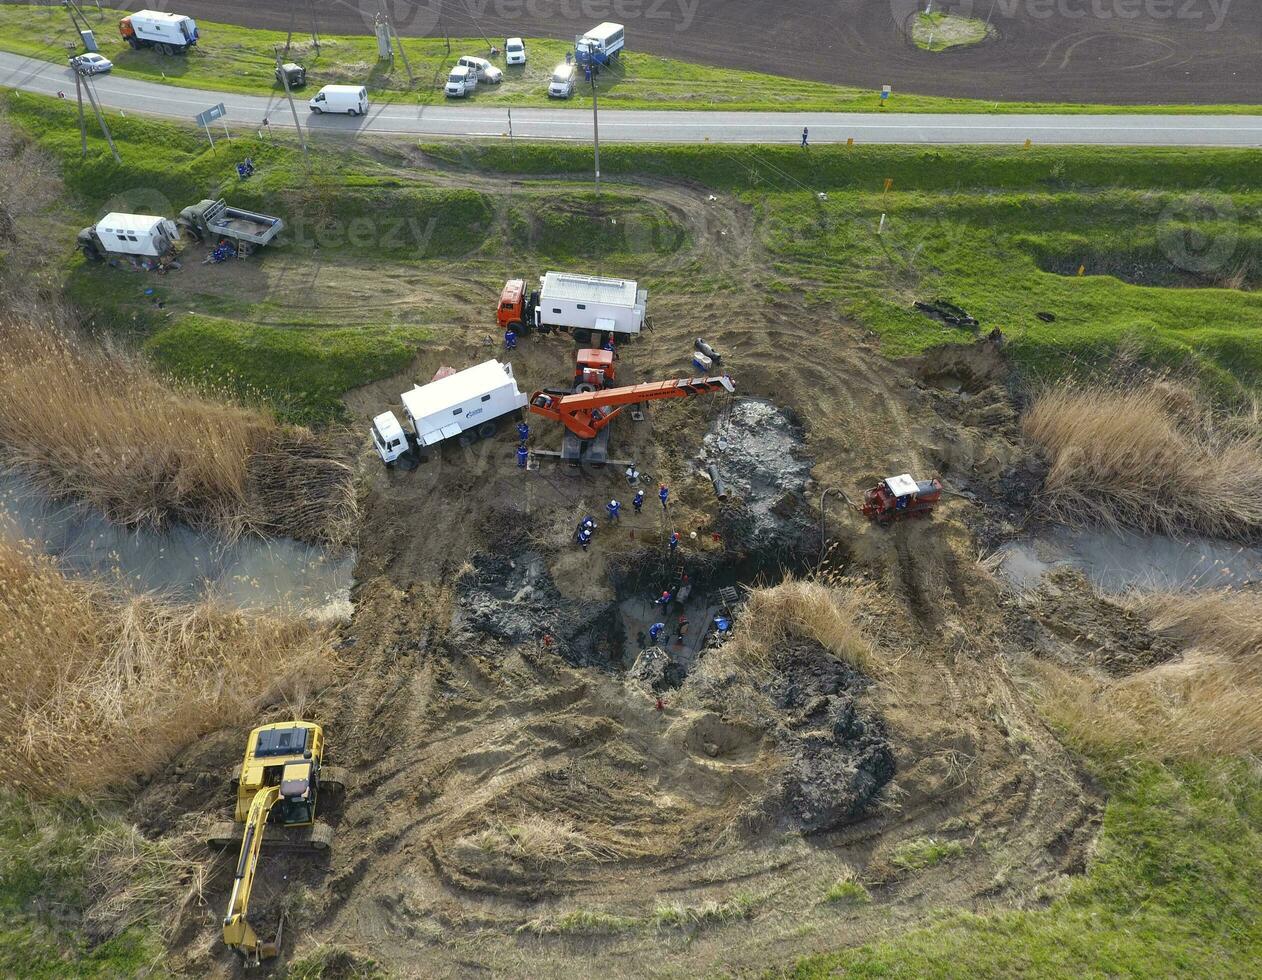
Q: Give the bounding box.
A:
[0,317,356,545]
[1023,381,1262,540]
[0,538,333,797]
[1033,590,1262,759]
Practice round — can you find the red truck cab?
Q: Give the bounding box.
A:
[498,279,525,329]
[574,348,615,389]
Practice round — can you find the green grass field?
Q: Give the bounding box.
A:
[1,4,1258,114]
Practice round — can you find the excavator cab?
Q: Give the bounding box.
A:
[574,348,615,390]
[209,722,349,964]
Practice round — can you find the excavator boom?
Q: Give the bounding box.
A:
[530,375,734,439]
[223,785,282,963]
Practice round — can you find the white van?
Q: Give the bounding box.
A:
[445,65,478,98]
[308,85,368,115]
[548,63,576,99]
[457,56,502,84]
[505,37,526,65]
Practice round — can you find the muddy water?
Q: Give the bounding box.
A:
[0,470,354,616]
[996,526,1262,594]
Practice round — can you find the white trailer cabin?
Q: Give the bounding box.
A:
[401,359,527,448]
[575,22,625,65]
[91,212,179,257]
[536,271,646,339]
[120,10,199,52]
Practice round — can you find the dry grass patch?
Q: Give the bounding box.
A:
[0,538,333,797]
[1034,590,1262,760]
[1024,381,1262,540]
[0,318,355,545]
[455,816,623,865]
[720,577,879,676]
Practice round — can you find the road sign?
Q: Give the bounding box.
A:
[194,102,226,128]
[194,103,229,151]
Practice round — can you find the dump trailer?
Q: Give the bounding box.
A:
[372,360,528,466]
[177,199,284,254]
[77,212,178,262]
[119,9,198,54]
[498,271,647,343]
[206,722,349,964]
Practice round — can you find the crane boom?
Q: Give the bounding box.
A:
[223,785,282,962]
[530,375,734,439]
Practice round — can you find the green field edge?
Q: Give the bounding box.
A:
[1,4,1258,115]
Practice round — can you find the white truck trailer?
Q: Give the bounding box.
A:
[77,212,179,262]
[498,272,647,344]
[372,360,528,467]
[119,10,199,54]
[574,22,624,69]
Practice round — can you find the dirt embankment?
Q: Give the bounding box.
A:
[144,181,1107,977]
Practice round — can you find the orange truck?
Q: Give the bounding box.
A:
[498,271,647,344]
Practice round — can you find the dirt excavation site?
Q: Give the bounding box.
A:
[138,290,1114,974]
[7,141,1262,977]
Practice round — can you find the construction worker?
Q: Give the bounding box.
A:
[578,527,592,552]
[675,612,689,645]
[713,613,731,635]
[655,589,672,607]
[668,530,680,553]
[648,622,666,644]
[577,516,596,541]
[633,489,645,514]
[516,444,528,468]
[659,484,669,510]
[517,419,530,442]
[504,326,518,350]
[607,498,621,522]
[676,575,692,604]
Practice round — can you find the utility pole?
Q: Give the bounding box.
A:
[507,108,515,165]
[80,73,120,163]
[307,0,321,53]
[590,72,600,195]
[74,69,88,157]
[276,44,309,162]
[381,5,414,86]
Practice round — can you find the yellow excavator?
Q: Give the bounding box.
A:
[206,721,348,963]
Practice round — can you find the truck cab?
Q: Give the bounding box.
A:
[574,348,615,389]
[371,411,411,466]
[497,278,539,332]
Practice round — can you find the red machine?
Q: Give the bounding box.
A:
[530,375,734,463]
[861,474,943,525]
[573,348,616,389]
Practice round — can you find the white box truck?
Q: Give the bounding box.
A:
[308,85,368,115]
[372,360,528,466]
[536,271,646,341]
[118,10,199,55]
[77,212,179,262]
[575,22,624,69]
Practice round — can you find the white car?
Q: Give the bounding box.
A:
[548,63,576,98]
[457,56,503,84]
[445,65,477,98]
[505,37,526,65]
[69,53,113,75]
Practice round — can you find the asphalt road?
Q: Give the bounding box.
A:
[3,52,1260,146]
[66,0,1262,106]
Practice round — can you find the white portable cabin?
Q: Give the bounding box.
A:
[125,10,199,48]
[575,22,625,63]
[94,212,179,257]
[537,271,646,336]
[400,359,527,447]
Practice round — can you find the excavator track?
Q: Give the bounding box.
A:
[207,820,335,852]
[320,766,353,793]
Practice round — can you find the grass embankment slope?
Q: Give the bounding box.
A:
[431,141,1262,396]
[0,3,1257,114]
